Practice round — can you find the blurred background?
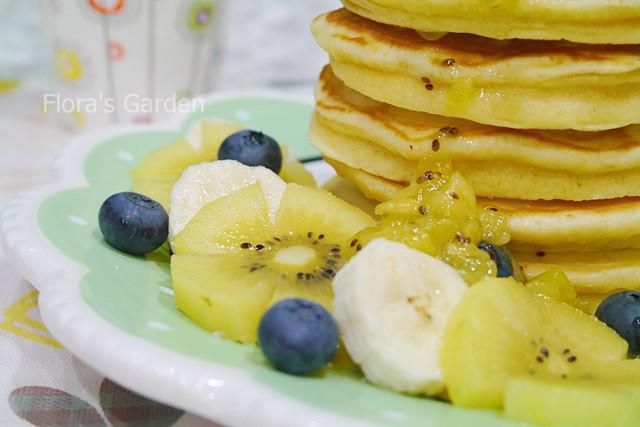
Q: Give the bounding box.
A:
[0,0,339,207]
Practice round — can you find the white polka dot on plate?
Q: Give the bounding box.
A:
[117,150,134,162]
[68,215,88,226]
[147,321,171,331]
[159,286,175,297]
[234,109,252,121]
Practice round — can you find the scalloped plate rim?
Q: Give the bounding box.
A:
[0,90,375,427]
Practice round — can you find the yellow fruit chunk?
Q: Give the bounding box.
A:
[526,269,577,303]
[171,182,373,343]
[323,176,377,218]
[505,376,640,427]
[173,184,274,254]
[131,141,204,207]
[172,253,276,343]
[269,267,334,309]
[275,184,374,243]
[280,159,317,187]
[279,146,317,187]
[350,158,508,283]
[130,178,175,209]
[571,293,609,315]
[441,278,628,409]
[200,120,244,154]
[132,140,204,182]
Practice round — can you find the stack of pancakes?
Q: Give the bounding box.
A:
[310,5,640,297]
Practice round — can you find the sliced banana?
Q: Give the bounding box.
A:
[169,160,286,240]
[332,238,468,395]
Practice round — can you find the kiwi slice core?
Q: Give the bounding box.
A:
[239,234,342,281]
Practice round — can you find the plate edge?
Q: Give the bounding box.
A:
[0,91,372,427]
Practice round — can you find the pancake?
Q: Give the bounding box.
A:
[316,66,640,174]
[311,112,640,201]
[516,250,640,295]
[311,9,640,130]
[342,0,640,45]
[325,158,640,254]
[326,156,401,201]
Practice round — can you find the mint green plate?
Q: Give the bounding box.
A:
[0,93,529,427]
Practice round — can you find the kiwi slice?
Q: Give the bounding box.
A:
[505,375,640,427]
[172,183,373,343]
[440,278,629,409]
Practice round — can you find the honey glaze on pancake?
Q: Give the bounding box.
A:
[320,67,640,148]
[314,122,640,201]
[325,161,640,258]
[322,9,640,66]
[318,67,473,131]
[327,158,640,216]
[316,68,478,143]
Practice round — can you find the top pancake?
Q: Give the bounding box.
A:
[312,9,640,130]
[343,0,640,45]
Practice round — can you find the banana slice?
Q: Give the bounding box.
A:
[332,238,468,395]
[169,160,286,240]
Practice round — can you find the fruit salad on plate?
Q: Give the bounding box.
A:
[97,120,640,427]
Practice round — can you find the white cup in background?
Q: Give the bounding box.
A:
[44,0,226,129]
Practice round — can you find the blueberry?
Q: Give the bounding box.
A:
[258,298,339,375]
[596,291,640,357]
[478,242,515,278]
[218,130,283,173]
[98,192,168,255]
